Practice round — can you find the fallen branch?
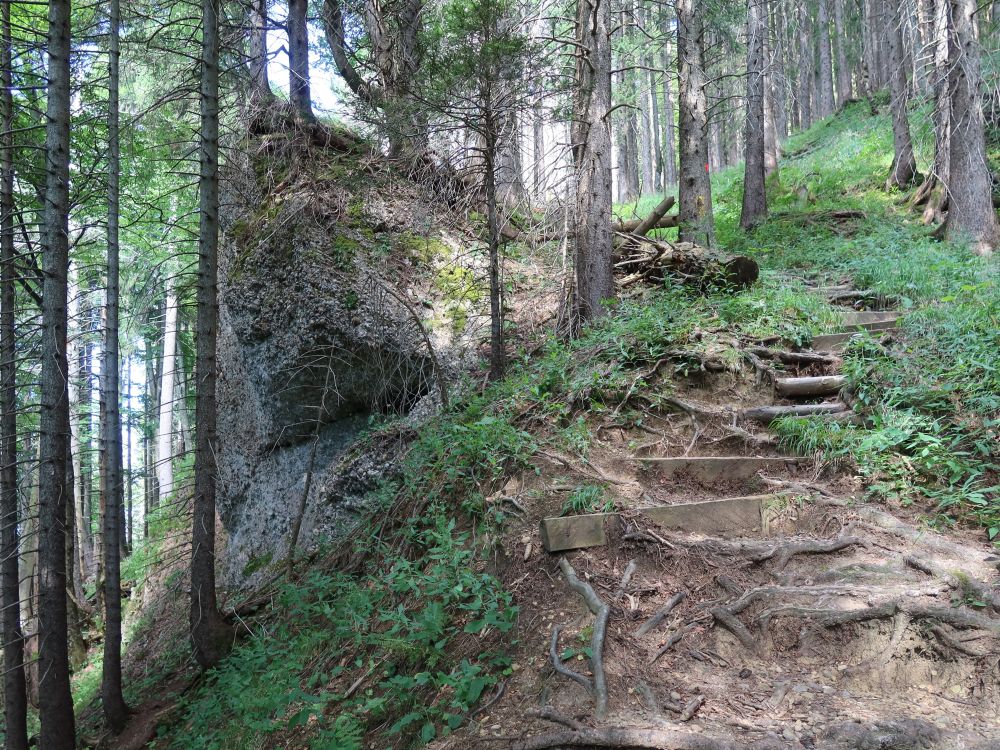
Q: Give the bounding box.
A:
[679,695,705,722]
[636,591,687,637]
[617,195,676,236]
[559,558,612,719]
[650,625,691,664]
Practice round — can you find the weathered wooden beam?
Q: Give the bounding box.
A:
[539,513,609,552]
[539,494,786,552]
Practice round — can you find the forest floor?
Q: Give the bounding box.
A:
[74,101,999,749]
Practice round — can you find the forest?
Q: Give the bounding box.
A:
[1,0,999,747]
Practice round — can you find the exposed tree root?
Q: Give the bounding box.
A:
[505,727,748,750]
[904,555,1000,613]
[558,557,630,719]
[711,607,758,652]
[929,624,992,657]
[549,624,593,693]
[526,707,586,731]
[636,590,687,637]
[761,600,1000,637]
[751,535,863,571]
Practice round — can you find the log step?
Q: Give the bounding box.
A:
[742,401,849,424]
[774,375,847,397]
[639,456,798,482]
[539,494,780,552]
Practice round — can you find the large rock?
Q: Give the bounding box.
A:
[215,147,464,580]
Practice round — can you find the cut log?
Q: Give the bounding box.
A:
[615,235,758,290]
[742,402,849,424]
[774,375,847,397]
[613,195,677,235]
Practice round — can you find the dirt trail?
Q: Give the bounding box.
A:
[447,291,1000,749]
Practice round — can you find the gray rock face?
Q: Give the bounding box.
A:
[216,169,448,582]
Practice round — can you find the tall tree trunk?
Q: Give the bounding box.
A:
[156,284,177,501]
[572,0,614,323]
[832,0,853,104]
[38,0,76,743]
[102,0,129,729]
[192,0,232,669]
[742,0,768,229]
[0,0,28,742]
[288,0,315,122]
[816,0,835,117]
[649,67,663,192]
[677,0,714,245]
[797,4,812,129]
[638,4,654,194]
[532,98,545,199]
[944,0,1000,254]
[248,0,273,103]
[886,0,918,189]
[124,362,132,552]
[18,442,38,709]
[661,42,677,186]
[485,130,505,379]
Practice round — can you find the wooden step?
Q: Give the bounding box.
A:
[774,375,847,397]
[842,311,901,330]
[810,332,857,352]
[742,401,849,424]
[539,494,780,552]
[639,456,798,482]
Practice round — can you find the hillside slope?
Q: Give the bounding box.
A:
[89,102,998,749]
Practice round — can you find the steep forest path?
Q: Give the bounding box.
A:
[454,283,1000,750]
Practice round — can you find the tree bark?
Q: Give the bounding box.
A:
[38,0,76,743]
[886,0,918,190]
[649,67,663,192]
[572,0,615,324]
[102,0,129,729]
[288,0,315,122]
[741,0,768,229]
[192,0,232,669]
[0,0,28,741]
[816,0,835,117]
[944,0,1000,254]
[677,0,715,246]
[832,0,853,104]
[156,283,177,501]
